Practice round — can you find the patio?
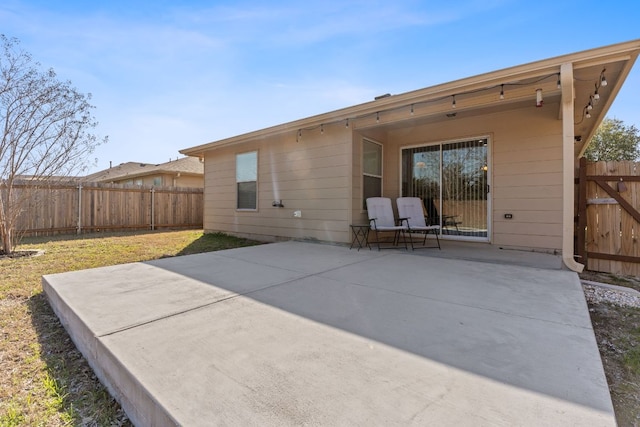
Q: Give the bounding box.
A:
[43,241,614,426]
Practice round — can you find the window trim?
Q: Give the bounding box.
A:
[362,138,383,211]
[236,150,258,211]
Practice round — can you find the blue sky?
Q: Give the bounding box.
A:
[1,0,639,173]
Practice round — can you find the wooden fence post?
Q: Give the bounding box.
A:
[151,187,155,231]
[577,157,587,264]
[77,184,82,235]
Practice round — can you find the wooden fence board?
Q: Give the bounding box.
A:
[585,161,601,272]
[583,160,640,275]
[609,161,621,274]
[633,162,640,276]
[10,182,203,237]
[619,162,633,275]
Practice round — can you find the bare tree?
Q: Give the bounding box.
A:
[0,35,105,254]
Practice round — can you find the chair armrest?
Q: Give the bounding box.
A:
[398,217,411,230]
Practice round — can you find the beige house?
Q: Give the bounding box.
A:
[84,157,204,188]
[181,40,640,272]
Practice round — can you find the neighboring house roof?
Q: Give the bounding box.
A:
[181,39,640,159]
[84,157,204,183]
[14,175,83,184]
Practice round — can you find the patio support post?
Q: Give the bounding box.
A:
[560,62,584,272]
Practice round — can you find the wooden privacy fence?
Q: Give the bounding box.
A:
[12,181,203,237]
[577,157,640,275]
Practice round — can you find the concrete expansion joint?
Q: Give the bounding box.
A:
[96,269,335,338]
[216,250,392,276]
[409,288,590,330]
[96,291,267,338]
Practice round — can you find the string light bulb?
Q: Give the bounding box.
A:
[586,110,591,119]
[290,72,568,139]
[587,98,593,111]
[600,69,608,87]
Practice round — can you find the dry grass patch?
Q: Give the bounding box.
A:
[0,230,260,426]
[588,303,640,426]
[581,270,640,425]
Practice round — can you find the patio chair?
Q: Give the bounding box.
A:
[366,197,408,250]
[396,197,441,250]
[424,197,461,234]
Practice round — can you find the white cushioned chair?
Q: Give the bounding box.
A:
[396,197,441,250]
[366,197,408,250]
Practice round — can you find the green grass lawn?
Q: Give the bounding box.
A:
[0,230,260,426]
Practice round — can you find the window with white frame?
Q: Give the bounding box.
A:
[363,139,382,209]
[236,151,257,210]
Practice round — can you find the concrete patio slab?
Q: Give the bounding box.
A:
[43,241,614,426]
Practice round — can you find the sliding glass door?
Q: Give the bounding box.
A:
[401,138,489,240]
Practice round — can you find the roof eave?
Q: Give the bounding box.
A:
[180,39,640,157]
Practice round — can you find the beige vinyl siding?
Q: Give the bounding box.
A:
[491,106,563,251]
[204,101,564,250]
[110,173,203,188]
[382,101,563,251]
[203,126,352,242]
[174,175,204,188]
[112,175,163,186]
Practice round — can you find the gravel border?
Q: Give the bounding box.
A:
[582,281,640,308]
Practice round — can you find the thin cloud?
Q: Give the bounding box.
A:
[169,1,483,46]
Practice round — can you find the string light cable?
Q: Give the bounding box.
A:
[575,68,607,125]
[294,72,568,140]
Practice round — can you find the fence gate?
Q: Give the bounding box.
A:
[578,157,640,275]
